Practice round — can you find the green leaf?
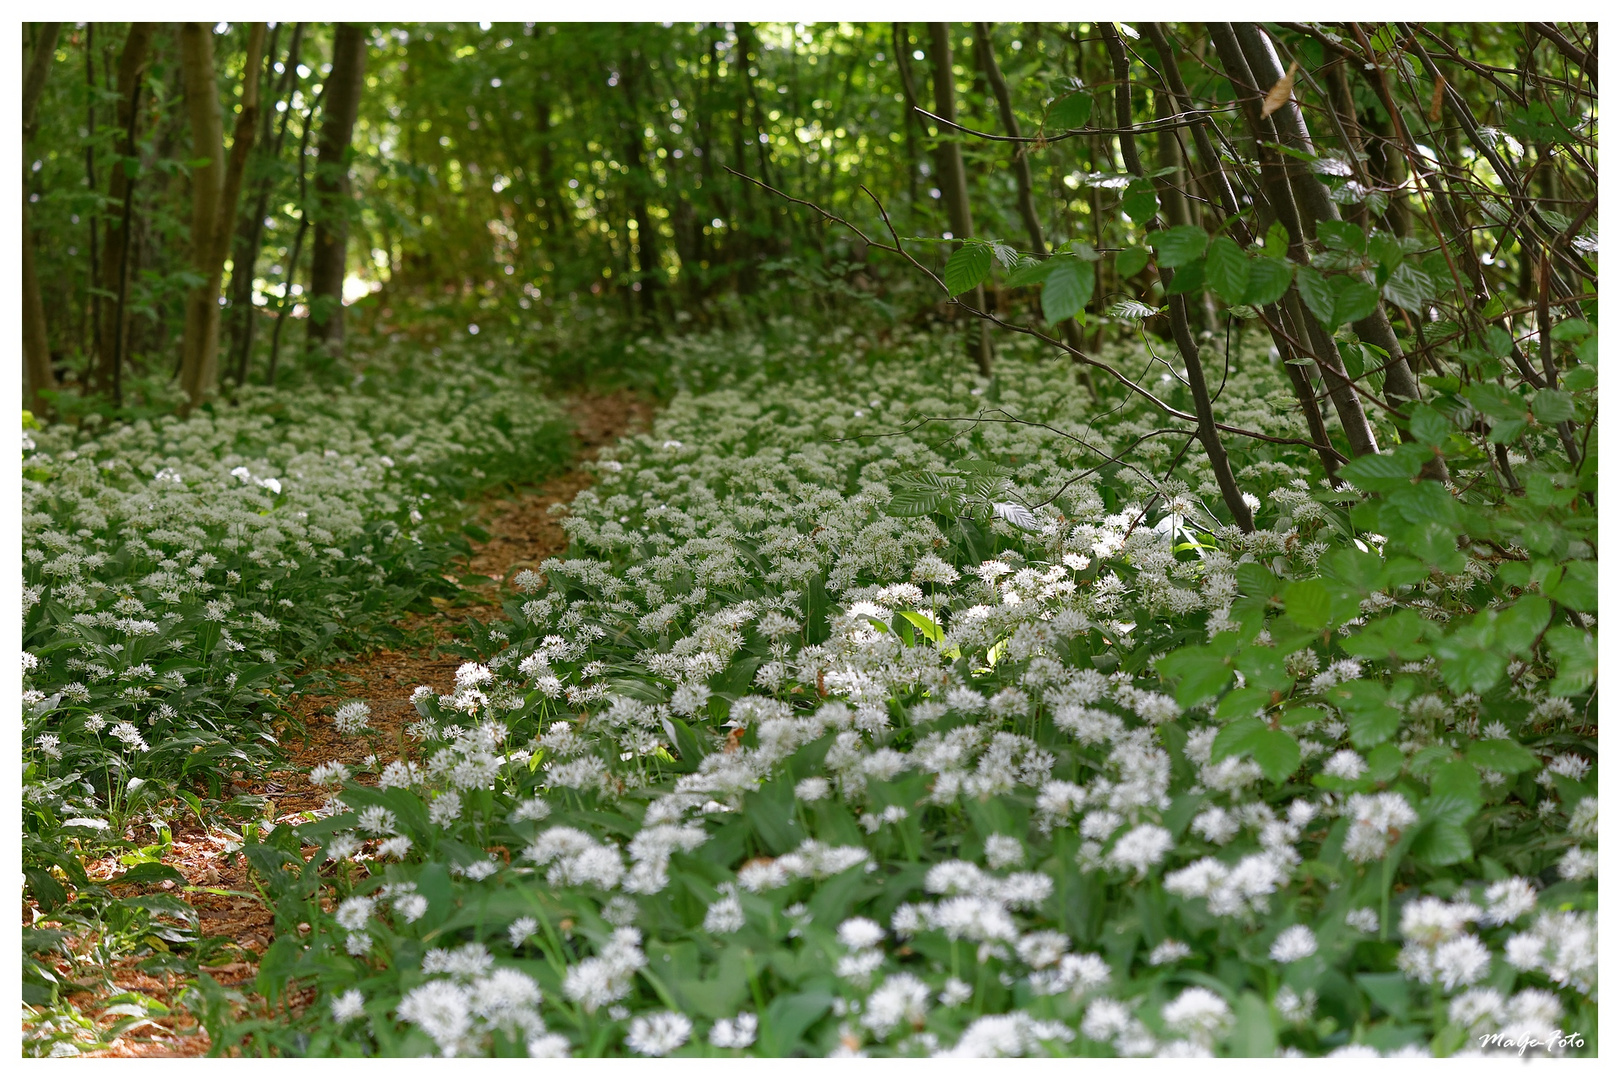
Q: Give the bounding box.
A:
[1283,579,1333,630]
[1410,820,1472,866]
[887,476,954,518]
[1427,760,1481,810]
[1337,451,1423,492]
[1531,389,1575,424]
[1123,179,1159,223]
[1048,90,1094,130]
[897,610,945,644]
[1159,641,1237,706]
[1333,277,1380,325]
[1115,246,1150,279]
[1149,225,1209,268]
[1211,716,1266,763]
[1544,625,1595,695]
[1041,258,1095,324]
[1406,404,1451,447]
[1250,728,1302,783]
[1231,992,1277,1057]
[1318,219,1367,253]
[1214,686,1271,721]
[1483,326,1514,359]
[1264,221,1290,257]
[1204,235,1250,303]
[1243,256,1293,307]
[1163,258,1204,296]
[944,242,993,296]
[1357,973,1411,1020]
[1381,263,1433,311]
[1492,595,1551,655]
[1465,739,1539,775]
[1544,561,1596,612]
[1563,366,1596,391]
[1002,255,1055,289]
[1106,298,1159,320]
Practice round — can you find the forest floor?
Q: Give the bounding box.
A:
[62,390,653,1057]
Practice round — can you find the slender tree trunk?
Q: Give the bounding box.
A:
[84,25,103,375]
[1101,22,1252,531]
[227,22,302,385]
[178,22,265,409]
[621,48,663,320]
[893,24,923,208]
[1232,23,1427,419]
[22,23,62,416]
[266,78,325,387]
[307,22,368,354]
[972,22,1091,390]
[94,22,155,395]
[1143,21,1342,482]
[927,22,991,376]
[1210,22,1379,458]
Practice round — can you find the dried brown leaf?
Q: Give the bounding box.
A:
[1261,61,1300,119]
[1428,76,1447,123]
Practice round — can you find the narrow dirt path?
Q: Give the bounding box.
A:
[64,390,651,1057]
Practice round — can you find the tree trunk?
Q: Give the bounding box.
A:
[93,22,155,395]
[227,22,303,384]
[1210,22,1379,457]
[926,22,991,376]
[307,22,368,354]
[972,22,1091,388]
[1143,21,1342,482]
[1101,22,1252,531]
[893,24,923,207]
[621,48,663,320]
[22,23,62,416]
[179,22,265,409]
[1231,24,1426,417]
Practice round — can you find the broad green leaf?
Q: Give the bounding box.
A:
[1492,595,1551,654]
[1427,760,1481,811]
[1318,219,1367,253]
[1244,256,1293,306]
[1163,258,1205,295]
[1544,625,1595,695]
[1214,686,1271,721]
[897,610,945,644]
[1003,255,1056,289]
[1115,246,1150,279]
[1106,298,1159,320]
[1283,579,1333,630]
[1204,235,1249,303]
[1211,716,1267,763]
[1048,90,1094,130]
[1381,262,1433,311]
[1264,220,1290,257]
[1231,992,1277,1057]
[1465,739,1539,775]
[1042,258,1095,324]
[1337,450,1423,492]
[1484,326,1514,359]
[1160,642,1237,706]
[1334,277,1380,325]
[1410,820,1472,866]
[1149,224,1209,268]
[1123,179,1159,222]
[1406,404,1451,448]
[1545,561,1596,611]
[1250,728,1302,783]
[944,242,993,296]
[1532,389,1575,424]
